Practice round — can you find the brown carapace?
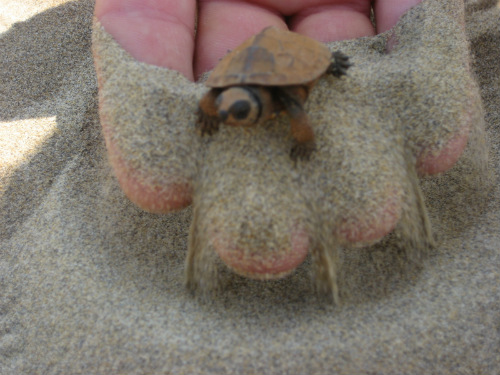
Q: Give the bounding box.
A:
[197,26,351,161]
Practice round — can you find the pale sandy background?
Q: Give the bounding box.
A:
[1,0,499,374]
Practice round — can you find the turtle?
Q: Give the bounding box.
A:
[196,26,351,161]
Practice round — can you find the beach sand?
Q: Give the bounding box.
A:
[1,0,499,373]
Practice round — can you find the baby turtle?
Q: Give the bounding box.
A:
[197,26,351,161]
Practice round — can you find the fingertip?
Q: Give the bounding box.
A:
[337,188,403,245]
[100,114,193,213]
[108,140,193,213]
[416,130,470,176]
[212,225,309,279]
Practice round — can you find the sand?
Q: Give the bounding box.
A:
[1,0,499,373]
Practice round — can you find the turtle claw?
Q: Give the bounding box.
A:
[328,51,352,77]
[197,109,220,136]
[290,140,316,162]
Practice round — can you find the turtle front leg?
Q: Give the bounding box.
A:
[327,51,352,78]
[289,113,316,162]
[197,89,221,136]
[277,86,316,162]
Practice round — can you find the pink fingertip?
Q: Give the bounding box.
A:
[416,130,470,176]
[337,190,402,245]
[101,116,192,213]
[212,226,309,279]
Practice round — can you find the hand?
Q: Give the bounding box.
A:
[93,0,474,283]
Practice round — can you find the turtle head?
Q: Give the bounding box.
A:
[215,87,261,126]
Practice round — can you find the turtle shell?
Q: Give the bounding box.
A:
[205,26,332,88]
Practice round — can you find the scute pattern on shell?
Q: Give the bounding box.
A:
[206,26,332,88]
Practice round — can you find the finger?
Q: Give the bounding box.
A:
[374,0,423,33]
[287,1,375,41]
[194,0,286,78]
[93,0,198,213]
[94,0,196,80]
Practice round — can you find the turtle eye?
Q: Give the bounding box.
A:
[229,100,251,120]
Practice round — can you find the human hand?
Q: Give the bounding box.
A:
[93,0,475,289]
